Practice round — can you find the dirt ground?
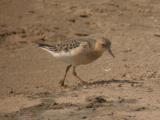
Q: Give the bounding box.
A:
[0,0,160,120]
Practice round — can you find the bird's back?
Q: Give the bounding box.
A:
[39,38,95,52]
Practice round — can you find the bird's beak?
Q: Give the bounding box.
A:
[107,47,115,58]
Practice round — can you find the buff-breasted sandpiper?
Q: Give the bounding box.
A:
[38,37,115,86]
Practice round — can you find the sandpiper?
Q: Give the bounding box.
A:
[38,37,115,86]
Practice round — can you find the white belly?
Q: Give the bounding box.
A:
[41,46,103,65]
[56,54,93,65]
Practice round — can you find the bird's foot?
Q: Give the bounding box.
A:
[78,80,89,88]
[80,80,88,85]
[58,80,68,88]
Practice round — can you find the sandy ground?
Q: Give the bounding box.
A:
[0,0,160,120]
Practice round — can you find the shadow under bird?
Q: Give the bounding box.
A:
[38,37,115,86]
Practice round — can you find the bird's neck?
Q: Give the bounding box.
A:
[94,50,104,57]
[94,45,105,55]
[89,49,104,60]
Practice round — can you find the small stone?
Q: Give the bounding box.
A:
[81,116,87,119]
[9,90,14,94]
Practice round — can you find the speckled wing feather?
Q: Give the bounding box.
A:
[38,38,94,53]
[39,39,81,53]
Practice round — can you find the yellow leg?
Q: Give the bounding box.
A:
[59,65,72,86]
[72,66,88,85]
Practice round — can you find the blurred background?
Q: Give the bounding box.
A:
[0,0,160,119]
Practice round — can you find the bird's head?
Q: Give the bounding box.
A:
[95,37,115,58]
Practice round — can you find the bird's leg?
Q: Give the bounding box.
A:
[72,66,88,85]
[59,64,72,86]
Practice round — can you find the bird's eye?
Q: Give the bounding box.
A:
[102,44,106,47]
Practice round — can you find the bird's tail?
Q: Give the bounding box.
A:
[38,43,53,48]
[37,43,57,55]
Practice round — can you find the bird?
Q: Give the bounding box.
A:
[38,37,115,86]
